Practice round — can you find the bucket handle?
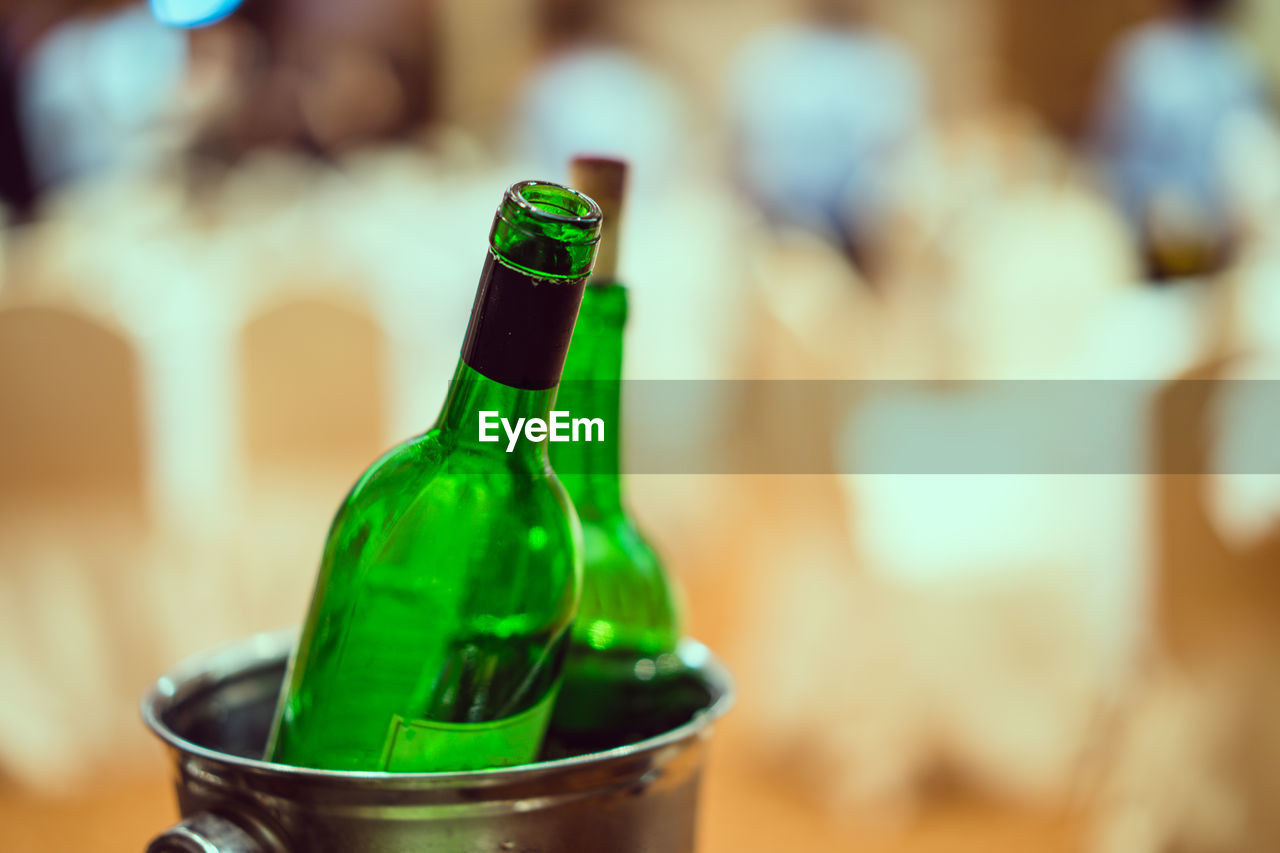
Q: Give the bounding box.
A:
[146,811,270,853]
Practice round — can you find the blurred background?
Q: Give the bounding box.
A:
[3,0,1280,850]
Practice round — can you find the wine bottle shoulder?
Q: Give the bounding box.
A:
[321,430,579,586]
[336,425,560,507]
[574,515,680,652]
[578,514,664,576]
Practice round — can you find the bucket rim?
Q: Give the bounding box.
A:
[140,628,734,788]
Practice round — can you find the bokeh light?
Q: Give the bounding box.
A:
[148,0,243,29]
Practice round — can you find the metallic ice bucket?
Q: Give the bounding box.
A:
[141,630,733,852]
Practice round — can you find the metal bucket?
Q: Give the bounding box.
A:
[141,630,733,852]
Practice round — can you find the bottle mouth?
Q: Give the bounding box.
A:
[491,180,603,280]
[513,181,601,224]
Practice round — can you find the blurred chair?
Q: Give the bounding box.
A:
[1094,254,1280,853]
[1203,246,1280,546]
[0,302,145,522]
[729,229,873,485]
[736,181,1210,812]
[318,155,497,437]
[743,228,871,381]
[1154,356,1280,673]
[0,300,151,791]
[1093,355,1280,853]
[233,292,389,633]
[239,293,388,481]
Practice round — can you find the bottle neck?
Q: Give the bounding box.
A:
[441,248,587,465]
[553,282,628,515]
[438,361,557,466]
[460,252,586,391]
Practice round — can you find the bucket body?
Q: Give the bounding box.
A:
[141,630,732,853]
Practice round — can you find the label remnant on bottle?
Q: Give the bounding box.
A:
[378,689,559,772]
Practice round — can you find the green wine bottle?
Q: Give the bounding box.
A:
[265,180,602,772]
[549,158,686,750]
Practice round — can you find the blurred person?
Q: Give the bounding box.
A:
[1093,284,1280,853]
[17,1,188,192]
[182,1,313,162]
[281,0,440,155]
[725,0,927,276]
[185,0,440,165]
[0,4,57,219]
[511,0,689,192]
[1091,0,1270,280]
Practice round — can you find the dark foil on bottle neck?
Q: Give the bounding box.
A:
[461,252,587,390]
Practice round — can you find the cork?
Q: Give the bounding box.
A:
[569,156,628,284]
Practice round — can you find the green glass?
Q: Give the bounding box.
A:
[266,181,602,772]
[548,274,686,750]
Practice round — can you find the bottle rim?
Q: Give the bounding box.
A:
[507,180,603,230]
[490,180,604,280]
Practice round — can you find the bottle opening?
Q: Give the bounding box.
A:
[491,180,603,280]
[518,183,598,221]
